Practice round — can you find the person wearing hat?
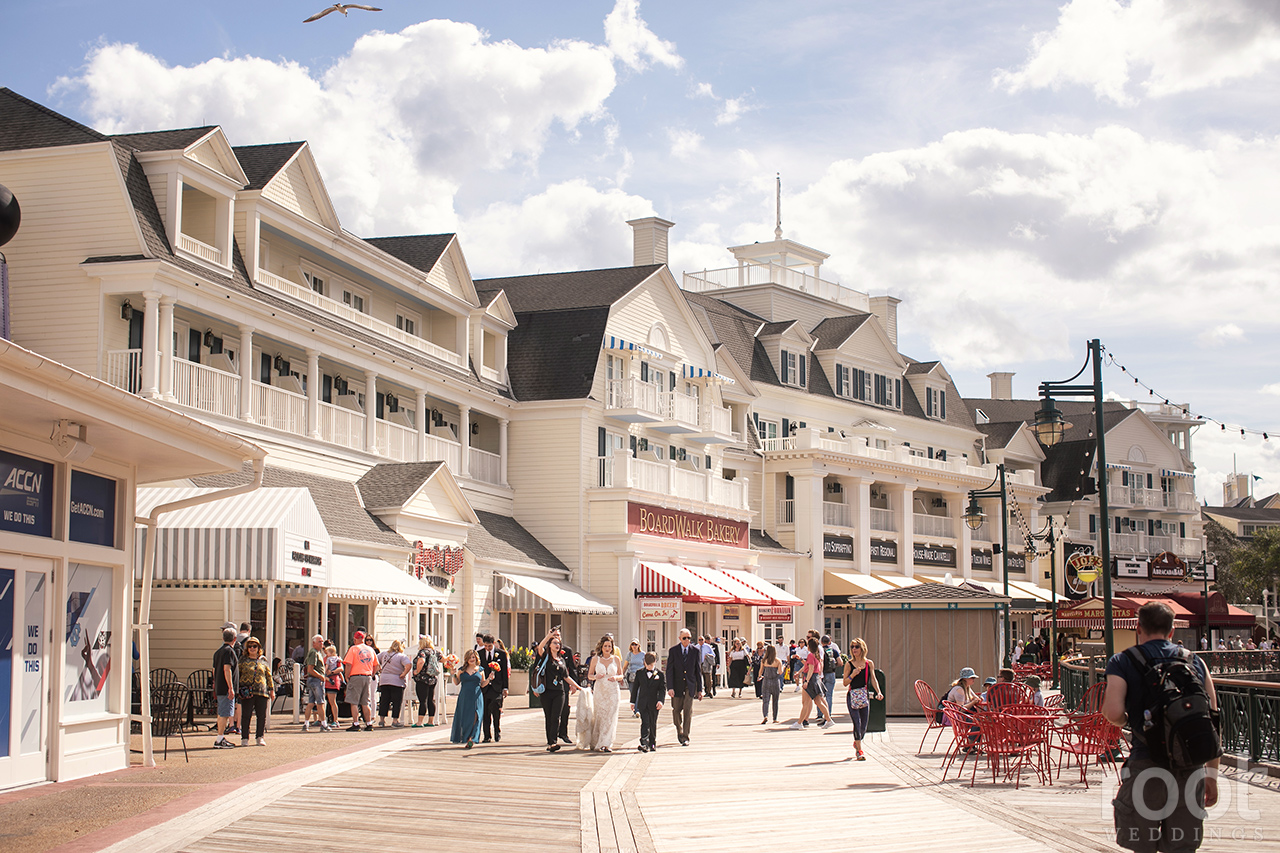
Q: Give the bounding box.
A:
[945,667,982,711]
[1024,675,1045,707]
[343,629,380,731]
[979,676,998,704]
[236,637,274,746]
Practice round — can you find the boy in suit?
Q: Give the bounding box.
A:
[630,652,665,752]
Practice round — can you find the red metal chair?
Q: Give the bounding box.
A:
[1050,713,1120,787]
[914,679,947,754]
[940,702,982,781]
[1044,693,1065,710]
[1075,681,1106,715]
[984,682,1026,710]
[972,711,1047,788]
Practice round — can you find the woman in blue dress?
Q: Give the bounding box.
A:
[450,649,492,748]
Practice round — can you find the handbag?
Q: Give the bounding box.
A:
[848,687,870,709]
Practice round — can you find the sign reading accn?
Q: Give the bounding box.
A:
[638,598,681,621]
[628,502,748,548]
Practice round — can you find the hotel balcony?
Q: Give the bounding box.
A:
[604,377,665,424]
[1106,484,1197,513]
[651,390,701,435]
[597,449,748,513]
[682,264,870,314]
[1089,531,1201,559]
[689,403,738,444]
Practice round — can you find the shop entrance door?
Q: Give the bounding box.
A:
[0,554,52,789]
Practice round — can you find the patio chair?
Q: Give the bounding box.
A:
[185,669,216,728]
[914,679,947,754]
[984,682,1025,710]
[1044,693,1065,710]
[940,703,982,781]
[1075,681,1106,715]
[150,667,180,688]
[972,711,1046,789]
[150,681,190,762]
[272,664,296,714]
[1050,713,1119,787]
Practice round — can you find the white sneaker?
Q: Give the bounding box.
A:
[321,722,332,732]
[820,719,836,730]
[788,721,803,730]
[302,721,310,732]
[240,738,249,747]
[256,737,266,746]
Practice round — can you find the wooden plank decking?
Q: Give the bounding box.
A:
[101,692,1280,853]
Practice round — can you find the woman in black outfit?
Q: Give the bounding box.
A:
[534,628,580,751]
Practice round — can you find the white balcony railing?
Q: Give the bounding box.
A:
[605,377,663,418]
[376,420,417,462]
[598,452,747,511]
[759,437,796,452]
[823,501,853,528]
[970,522,993,542]
[870,508,896,531]
[1163,491,1198,512]
[251,381,307,434]
[1092,531,1201,558]
[256,270,465,368]
[469,447,502,484]
[178,233,223,264]
[665,390,700,424]
[422,432,463,472]
[316,400,365,451]
[480,365,503,384]
[105,348,142,394]
[173,359,240,419]
[913,513,954,539]
[777,499,795,525]
[706,405,733,435]
[683,264,871,313]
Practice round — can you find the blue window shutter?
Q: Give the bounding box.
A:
[798,354,806,386]
[1147,473,1153,489]
[670,371,676,391]
[705,455,711,469]
[670,445,677,460]
[780,350,789,384]
[1115,516,1122,534]
[927,389,934,417]
[1148,519,1155,536]
[1089,514,1096,534]
[895,379,901,407]
[799,421,806,429]
[835,365,843,396]
[1122,471,1128,486]
[1180,522,1186,537]
[630,435,637,457]
[785,475,794,500]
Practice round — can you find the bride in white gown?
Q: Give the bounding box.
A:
[581,636,624,752]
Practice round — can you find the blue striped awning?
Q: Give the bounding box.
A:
[1161,469,1194,478]
[604,336,660,358]
[681,365,736,384]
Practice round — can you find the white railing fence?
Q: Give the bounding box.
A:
[316,400,365,450]
[105,349,142,394]
[870,508,896,531]
[469,447,502,484]
[251,381,307,434]
[173,359,240,419]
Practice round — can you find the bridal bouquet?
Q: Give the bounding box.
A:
[442,653,460,671]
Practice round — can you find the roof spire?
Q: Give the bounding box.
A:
[774,172,783,240]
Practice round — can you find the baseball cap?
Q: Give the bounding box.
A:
[353,630,366,642]
[221,621,236,630]
[983,677,997,686]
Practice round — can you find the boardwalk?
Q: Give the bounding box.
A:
[99,691,1280,853]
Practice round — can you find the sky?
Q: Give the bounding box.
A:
[4,0,1280,504]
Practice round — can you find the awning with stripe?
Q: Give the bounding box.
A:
[722,570,803,606]
[681,565,771,605]
[1161,469,1194,478]
[329,555,447,607]
[135,487,331,584]
[637,562,734,603]
[681,365,737,385]
[1033,615,1190,629]
[496,571,616,615]
[604,336,660,358]
[825,572,897,597]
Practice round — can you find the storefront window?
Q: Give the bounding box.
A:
[347,604,369,644]
[250,598,267,644]
[516,612,529,648]
[63,563,113,715]
[327,603,341,647]
[284,600,308,659]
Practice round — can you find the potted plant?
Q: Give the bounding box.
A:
[507,645,539,707]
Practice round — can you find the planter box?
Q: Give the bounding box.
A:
[509,669,529,696]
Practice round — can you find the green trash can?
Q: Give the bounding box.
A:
[867,669,887,733]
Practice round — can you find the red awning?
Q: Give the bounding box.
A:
[637,562,734,604]
[723,569,804,606]
[682,565,772,606]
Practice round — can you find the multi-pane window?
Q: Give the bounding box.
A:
[926,387,947,419]
[395,306,419,336]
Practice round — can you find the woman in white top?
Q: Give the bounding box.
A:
[727,638,750,698]
[580,635,625,752]
[376,639,413,727]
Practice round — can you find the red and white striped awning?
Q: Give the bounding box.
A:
[1032,616,1189,629]
[682,565,772,606]
[722,569,803,606]
[637,562,734,603]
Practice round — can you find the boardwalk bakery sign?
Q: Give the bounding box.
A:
[628,503,748,548]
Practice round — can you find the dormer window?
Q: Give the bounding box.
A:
[781,349,806,388]
[873,374,900,409]
[925,387,947,419]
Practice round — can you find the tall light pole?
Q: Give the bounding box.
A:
[965,463,1012,666]
[1032,339,1115,659]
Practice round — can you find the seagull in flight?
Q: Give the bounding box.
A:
[303,4,383,22]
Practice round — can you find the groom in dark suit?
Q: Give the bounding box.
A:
[479,634,508,743]
[665,628,702,746]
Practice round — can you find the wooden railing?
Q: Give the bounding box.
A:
[178,233,222,264]
[105,348,142,394]
[251,381,307,434]
[173,359,239,419]
[469,447,502,484]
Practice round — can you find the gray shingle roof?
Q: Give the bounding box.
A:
[192,465,409,549]
[113,127,216,152]
[468,511,567,570]
[1202,505,1280,522]
[758,320,796,337]
[355,462,445,509]
[905,360,940,375]
[364,235,454,274]
[848,582,1009,603]
[750,529,799,554]
[976,421,1022,449]
[233,142,305,190]
[476,265,662,314]
[0,88,104,151]
[504,306,609,401]
[962,398,1136,444]
[809,314,871,350]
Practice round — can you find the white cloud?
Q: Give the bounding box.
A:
[715,97,746,126]
[1198,324,1246,347]
[995,0,1280,105]
[55,21,619,235]
[1189,428,1280,505]
[667,128,703,161]
[1262,383,1280,397]
[604,0,682,72]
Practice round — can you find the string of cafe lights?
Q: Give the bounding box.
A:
[1102,349,1274,442]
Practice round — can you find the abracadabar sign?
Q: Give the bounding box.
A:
[823,534,855,561]
[0,450,54,538]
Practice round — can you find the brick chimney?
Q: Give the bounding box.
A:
[627,216,674,266]
[988,372,1014,400]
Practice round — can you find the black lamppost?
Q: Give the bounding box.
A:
[964,462,1012,666]
[1032,338,1115,659]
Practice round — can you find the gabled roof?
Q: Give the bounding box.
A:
[977,421,1022,449]
[113,127,217,152]
[750,529,800,554]
[1202,505,1280,522]
[364,234,455,274]
[0,88,105,151]
[355,461,445,509]
[192,465,410,549]
[468,511,568,571]
[962,398,1137,444]
[477,265,662,314]
[905,360,940,376]
[233,142,306,190]
[758,320,797,337]
[848,581,1009,604]
[809,314,872,350]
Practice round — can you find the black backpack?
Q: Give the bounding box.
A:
[1123,646,1222,771]
[822,646,840,675]
[413,650,437,686]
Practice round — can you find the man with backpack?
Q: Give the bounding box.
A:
[1103,601,1221,853]
[820,635,840,712]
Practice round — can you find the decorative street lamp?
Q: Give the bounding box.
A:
[966,462,1013,666]
[1033,338,1116,660]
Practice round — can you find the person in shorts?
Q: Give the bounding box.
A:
[212,626,239,748]
[303,633,329,731]
[343,630,380,731]
[1103,602,1220,853]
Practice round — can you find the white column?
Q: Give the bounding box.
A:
[306,349,321,439]
[158,296,175,401]
[415,390,428,461]
[855,478,873,573]
[140,291,161,398]
[895,485,916,577]
[364,370,378,453]
[458,404,471,479]
[792,470,823,632]
[264,581,277,665]
[321,589,330,637]
[499,418,509,486]
[954,491,973,579]
[238,325,254,421]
